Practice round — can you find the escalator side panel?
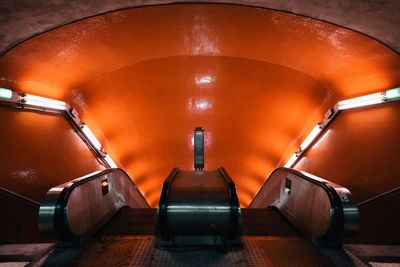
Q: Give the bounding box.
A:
[249,167,359,246]
[39,168,149,242]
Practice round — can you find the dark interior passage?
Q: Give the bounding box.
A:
[0,2,399,266]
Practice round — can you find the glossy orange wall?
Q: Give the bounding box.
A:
[294,102,400,243]
[295,102,400,202]
[0,107,105,201]
[0,4,399,207]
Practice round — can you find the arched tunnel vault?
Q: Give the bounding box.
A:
[0,4,399,207]
[80,55,329,206]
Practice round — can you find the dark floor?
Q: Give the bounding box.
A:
[1,208,398,266]
[38,236,363,266]
[43,208,363,266]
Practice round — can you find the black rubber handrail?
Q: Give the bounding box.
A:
[0,186,40,206]
[158,167,180,241]
[358,186,400,207]
[218,167,240,240]
[249,167,344,241]
[0,186,40,243]
[53,168,149,241]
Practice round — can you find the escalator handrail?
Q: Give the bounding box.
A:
[54,168,149,210]
[249,167,345,240]
[358,186,400,207]
[218,167,241,240]
[158,167,180,241]
[45,168,149,241]
[0,186,40,206]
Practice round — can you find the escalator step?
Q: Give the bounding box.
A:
[242,208,300,236]
[98,208,157,236]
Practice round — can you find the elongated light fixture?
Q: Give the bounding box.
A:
[384,87,400,100]
[25,94,66,110]
[104,154,118,168]
[81,125,103,151]
[79,123,118,168]
[337,92,383,110]
[0,88,12,99]
[0,87,118,169]
[285,87,400,168]
[299,124,323,151]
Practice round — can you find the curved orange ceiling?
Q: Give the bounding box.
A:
[0,4,399,207]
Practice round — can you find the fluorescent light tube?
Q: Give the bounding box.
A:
[81,125,102,151]
[384,88,400,100]
[25,94,66,110]
[104,154,118,168]
[0,88,12,99]
[338,93,383,110]
[299,125,322,151]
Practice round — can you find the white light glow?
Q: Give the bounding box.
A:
[312,129,331,150]
[195,100,209,110]
[0,88,12,99]
[104,154,118,168]
[195,75,213,84]
[186,97,214,112]
[81,125,102,151]
[299,125,322,151]
[25,94,66,110]
[284,153,298,168]
[338,93,383,110]
[385,88,400,100]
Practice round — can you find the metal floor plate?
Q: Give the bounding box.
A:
[33,208,374,266]
[6,209,397,266]
[43,236,366,267]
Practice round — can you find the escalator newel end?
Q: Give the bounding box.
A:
[194,127,204,170]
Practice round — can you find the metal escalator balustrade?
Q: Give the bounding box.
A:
[218,167,241,241]
[155,127,242,246]
[357,186,400,244]
[194,126,205,170]
[0,186,44,244]
[249,167,359,247]
[358,186,400,208]
[156,167,242,246]
[38,168,149,243]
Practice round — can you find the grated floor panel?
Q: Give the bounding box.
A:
[36,209,371,266]
[40,236,366,266]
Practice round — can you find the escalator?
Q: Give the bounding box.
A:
[17,164,367,266]
[154,127,241,246]
[19,128,366,265]
[38,168,149,243]
[155,167,241,246]
[249,167,359,247]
